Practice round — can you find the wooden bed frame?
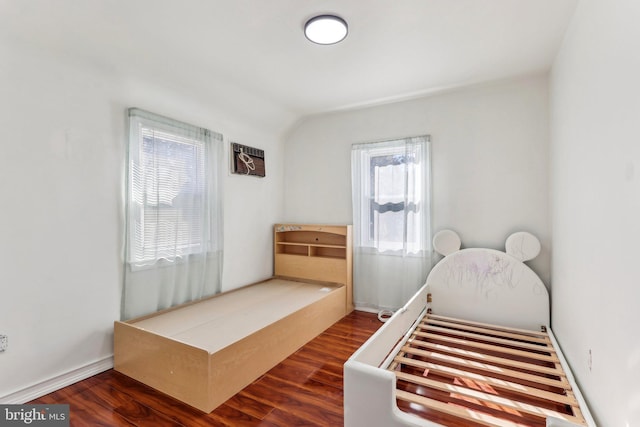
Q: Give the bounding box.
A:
[344,231,596,427]
[114,224,352,413]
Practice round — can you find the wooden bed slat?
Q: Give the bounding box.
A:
[394,356,577,406]
[423,318,548,344]
[397,347,568,389]
[427,314,547,338]
[395,389,528,427]
[401,344,566,378]
[394,371,586,426]
[418,323,555,354]
[411,332,559,363]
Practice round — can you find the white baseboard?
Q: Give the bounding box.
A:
[0,356,114,404]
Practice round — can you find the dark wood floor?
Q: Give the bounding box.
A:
[30,311,382,427]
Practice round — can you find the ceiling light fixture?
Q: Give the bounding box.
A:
[304,15,348,45]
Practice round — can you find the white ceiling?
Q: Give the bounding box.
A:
[1,0,578,122]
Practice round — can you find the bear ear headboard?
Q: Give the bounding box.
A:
[427,230,549,330]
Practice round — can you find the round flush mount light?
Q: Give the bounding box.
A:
[304,15,348,45]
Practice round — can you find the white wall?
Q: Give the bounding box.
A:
[550,0,640,425]
[284,75,552,284]
[0,38,290,400]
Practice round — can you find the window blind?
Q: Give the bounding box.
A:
[126,108,222,266]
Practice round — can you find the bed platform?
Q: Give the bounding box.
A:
[344,230,595,427]
[114,224,352,413]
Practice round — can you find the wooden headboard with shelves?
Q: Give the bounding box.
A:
[274,224,353,313]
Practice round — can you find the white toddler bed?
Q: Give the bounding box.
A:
[344,230,596,427]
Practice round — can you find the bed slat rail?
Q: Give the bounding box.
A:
[419,323,556,353]
[389,313,587,426]
[412,331,559,363]
[400,345,567,382]
[393,355,574,405]
[427,314,548,337]
[423,318,549,344]
[395,389,524,427]
[402,341,564,376]
[398,350,570,390]
[394,371,586,426]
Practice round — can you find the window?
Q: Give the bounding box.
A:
[126,108,223,267]
[351,135,432,310]
[352,136,430,254]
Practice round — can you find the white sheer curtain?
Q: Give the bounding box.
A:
[122,108,224,320]
[351,136,432,312]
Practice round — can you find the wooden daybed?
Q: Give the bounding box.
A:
[344,230,596,427]
[114,224,352,413]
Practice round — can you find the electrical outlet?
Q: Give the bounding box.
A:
[0,335,7,352]
[587,348,592,372]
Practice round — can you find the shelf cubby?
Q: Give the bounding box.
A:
[274,224,353,313]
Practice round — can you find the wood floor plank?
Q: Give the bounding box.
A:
[206,404,270,427]
[89,371,215,427]
[260,407,325,427]
[269,357,344,389]
[45,385,139,427]
[274,358,343,388]
[296,342,355,366]
[240,375,343,425]
[85,382,183,427]
[28,311,381,427]
[223,392,275,420]
[264,373,344,406]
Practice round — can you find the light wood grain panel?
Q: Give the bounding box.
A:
[205,286,346,411]
[114,321,211,411]
[275,254,347,285]
[274,224,353,314]
[115,285,347,413]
